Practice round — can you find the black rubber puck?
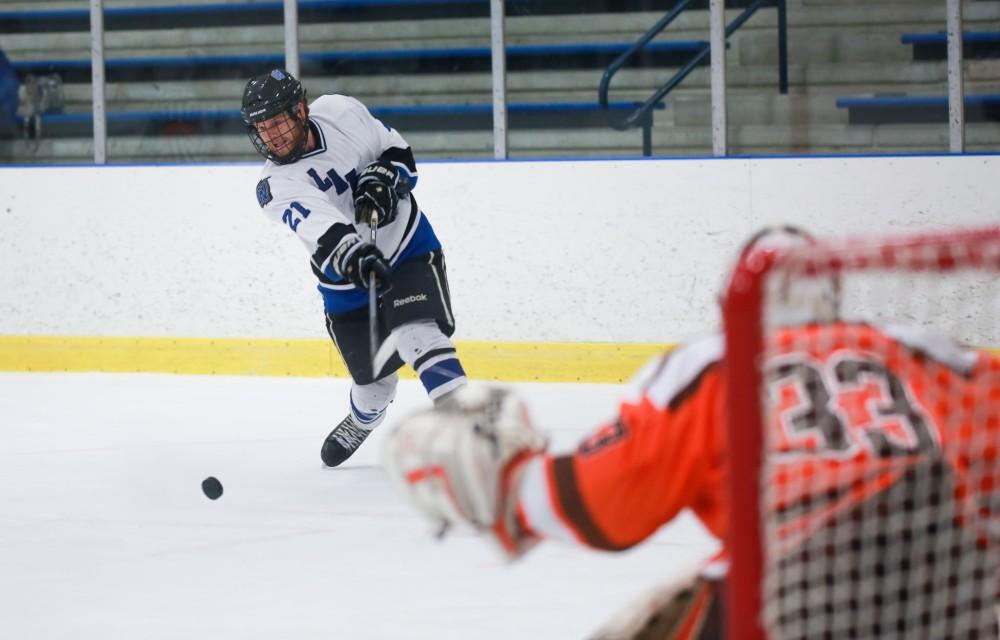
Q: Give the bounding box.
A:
[202,476,223,500]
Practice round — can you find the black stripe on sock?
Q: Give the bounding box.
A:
[413,347,457,371]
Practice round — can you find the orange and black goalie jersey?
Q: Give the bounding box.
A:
[515,322,1000,558]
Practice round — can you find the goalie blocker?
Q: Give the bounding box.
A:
[382,385,548,558]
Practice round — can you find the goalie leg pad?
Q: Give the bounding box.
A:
[589,566,723,640]
[382,384,548,558]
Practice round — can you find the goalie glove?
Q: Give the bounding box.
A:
[382,384,548,559]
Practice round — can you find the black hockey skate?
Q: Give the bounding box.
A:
[320,414,373,467]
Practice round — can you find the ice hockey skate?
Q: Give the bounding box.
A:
[321,413,374,467]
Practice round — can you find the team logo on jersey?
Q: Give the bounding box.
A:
[578,419,627,456]
[256,178,273,207]
[308,167,357,196]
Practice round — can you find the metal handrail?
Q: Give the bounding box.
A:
[598,0,788,135]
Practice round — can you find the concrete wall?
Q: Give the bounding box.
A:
[0,155,996,346]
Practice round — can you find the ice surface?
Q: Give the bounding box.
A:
[0,373,717,639]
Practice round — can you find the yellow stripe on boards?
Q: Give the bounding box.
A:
[0,336,343,377]
[455,341,668,383]
[1,337,997,384]
[0,336,671,384]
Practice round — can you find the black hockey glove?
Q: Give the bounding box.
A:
[335,237,392,293]
[353,161,406,228]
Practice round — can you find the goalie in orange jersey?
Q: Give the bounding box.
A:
[382,227,1000,639]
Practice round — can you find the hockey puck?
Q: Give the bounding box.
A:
[201,476,224,500]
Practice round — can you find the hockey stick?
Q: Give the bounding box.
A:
[367,208,402,375]
[372,331,400,375]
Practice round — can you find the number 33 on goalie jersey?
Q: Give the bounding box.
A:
[254,94,442,314]
[517,322,1000,552]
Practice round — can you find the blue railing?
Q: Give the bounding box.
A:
[598,0,788,155]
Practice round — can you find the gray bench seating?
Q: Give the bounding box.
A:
[13,100,665,138]
[11,41,710,83]
[836,94,1000,124]
[0,0,687,33]
[901,31,1000,60]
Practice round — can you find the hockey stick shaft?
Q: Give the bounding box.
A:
[368,210,379,362]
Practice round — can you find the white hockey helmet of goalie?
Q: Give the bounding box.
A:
[723,225,841,327]
[382,384,548,559]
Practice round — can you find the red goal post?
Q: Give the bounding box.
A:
[722,227,1000,640]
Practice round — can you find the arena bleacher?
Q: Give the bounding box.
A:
[836,26,1000,126]
[901,29,1000,60]
[0,0,997,163]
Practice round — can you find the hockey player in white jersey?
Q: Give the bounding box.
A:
[240,69,468,467]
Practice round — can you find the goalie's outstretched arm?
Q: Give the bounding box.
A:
[382,366,724,558]
[514,372,724,553]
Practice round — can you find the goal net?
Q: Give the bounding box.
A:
[722,227,1000,640]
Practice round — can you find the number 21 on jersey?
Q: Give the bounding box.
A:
[282,202,311,232]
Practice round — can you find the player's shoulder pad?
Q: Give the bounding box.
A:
[625,333,723,409]
[256,177,273,208]
[309,93,360,119]
[878,321,978,375]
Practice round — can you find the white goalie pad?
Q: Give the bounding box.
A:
[589,560,724,640]
[381,384,548,557]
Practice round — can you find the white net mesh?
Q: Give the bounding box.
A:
[756,234,1000,640]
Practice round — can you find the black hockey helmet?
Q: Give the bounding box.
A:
[241,69,309,164]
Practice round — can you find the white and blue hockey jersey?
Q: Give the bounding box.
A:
[254,94,441,314]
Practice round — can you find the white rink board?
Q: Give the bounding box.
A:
[0,155,996,343]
